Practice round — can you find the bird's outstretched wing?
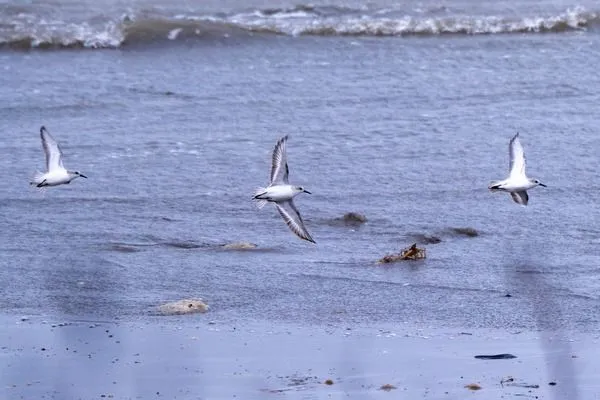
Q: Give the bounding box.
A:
[40,126,64,172]
[510,191,529,206]
[275,200,315,243]
[270,135,289,185]
[509,133,526,178]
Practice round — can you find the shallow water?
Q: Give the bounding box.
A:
[1,0,600,332]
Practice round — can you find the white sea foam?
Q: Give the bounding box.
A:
[0,6,597,49]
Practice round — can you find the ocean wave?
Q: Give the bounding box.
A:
[229,5,599,36]
[0,5,598,50]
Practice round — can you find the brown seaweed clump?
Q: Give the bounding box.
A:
[378,243,426,263]
[379,384,397,391]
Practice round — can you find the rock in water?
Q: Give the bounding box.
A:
[451,227,479,237]
[412,234,442,244]
[221,242,258,250]
[328,212,368,227]
[342,212,367,224]
[157,299,209,315]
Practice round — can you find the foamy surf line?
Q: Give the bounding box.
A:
[0,7,598,50]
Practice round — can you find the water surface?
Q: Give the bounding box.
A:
[1,0,599,332]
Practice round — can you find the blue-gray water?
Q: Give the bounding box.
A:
[1,0,600,331]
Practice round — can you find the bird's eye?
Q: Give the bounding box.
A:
[299,186,303,191]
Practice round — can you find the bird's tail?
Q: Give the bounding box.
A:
[488,180,503,191]
[252,187,268,210]
[30,171,45,186]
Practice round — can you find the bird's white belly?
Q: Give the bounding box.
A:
[265,185,295,201]
[43,171,71,186]
[502,178,535,192]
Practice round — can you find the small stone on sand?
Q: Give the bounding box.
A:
[465,383,482,390]
[379,384,396,391]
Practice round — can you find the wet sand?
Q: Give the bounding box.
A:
[1,315,594,399]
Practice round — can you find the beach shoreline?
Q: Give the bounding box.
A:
[1,313,593,399]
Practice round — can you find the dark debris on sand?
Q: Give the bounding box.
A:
[475,353,517,360]
[500,376,540,389]
[379,384,397,391]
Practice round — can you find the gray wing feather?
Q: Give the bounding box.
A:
[40,126,64,172]
[509,132,526,178]
[270,135,289,185]
[510,191,529,206]
[275,200,315,243]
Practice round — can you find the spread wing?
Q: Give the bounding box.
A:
[510,191,529,206]
[270,135,289,185]
[274,200,315,243]
[509,133,526,178]
[40,126,64,172]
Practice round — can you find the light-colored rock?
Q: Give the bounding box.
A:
[221,242,258,250]
[157,299,209,315]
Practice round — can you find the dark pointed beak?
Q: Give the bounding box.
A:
[539,183,546,187]
[303,189,312,194]
[79,173,88,179]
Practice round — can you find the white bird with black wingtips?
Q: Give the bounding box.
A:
[253,135,315,243]
[30,126,87,188]
[488,132,546,206]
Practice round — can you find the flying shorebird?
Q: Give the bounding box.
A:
[30,126,87,188]
[488,132,546,206]
[253,135,315,243]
